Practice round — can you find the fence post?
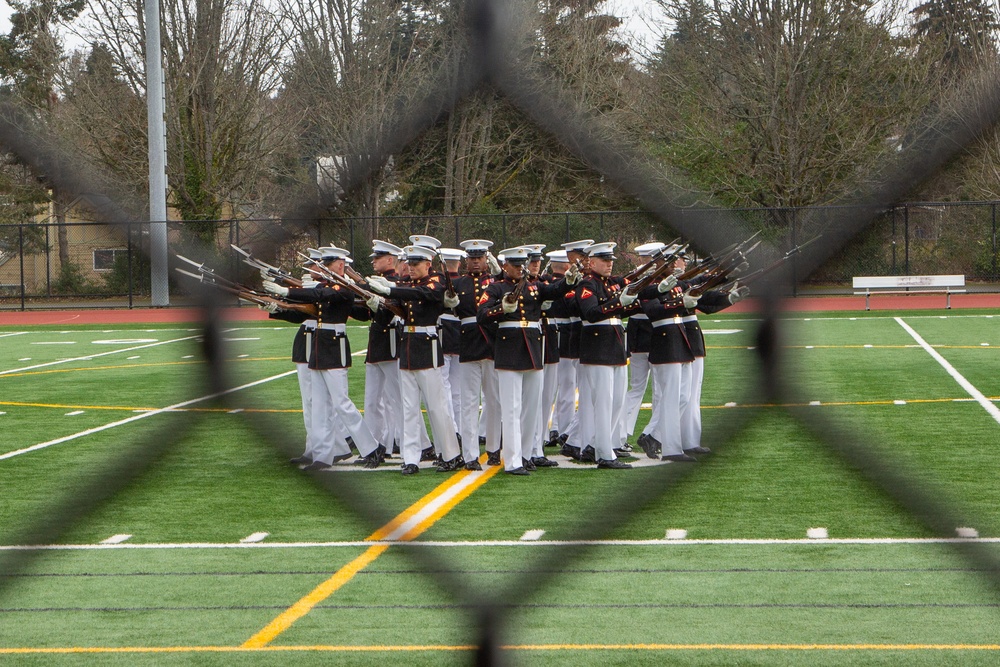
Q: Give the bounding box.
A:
[992,202,997,280]
[790,209,798,297]
[127,223,134,309]
[18,223,25,311]
[564,212,570,243]
[891,207,897,274]
[904,205,910,275]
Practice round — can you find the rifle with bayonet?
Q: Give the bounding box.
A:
[713,235,822,295]
[623,237,681,283]
[676,231,762,282]
[296,252,406,318]
[230,244,302,287]
[623,243,690,295]
[174,254,317,317]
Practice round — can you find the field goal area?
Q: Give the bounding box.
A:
[2,309,1000,664]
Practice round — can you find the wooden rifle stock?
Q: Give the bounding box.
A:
[303,263,406,319]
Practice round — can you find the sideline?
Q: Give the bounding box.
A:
[0,370,295,461]
[895,317,1000,426]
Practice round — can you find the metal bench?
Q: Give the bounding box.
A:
[852,275,966,310]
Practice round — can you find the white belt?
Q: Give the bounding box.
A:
[440,314,459,322]
[403,325,438,335]
[498,320,541,330]
[582,318,622,327]
[303,319,318,328]
[630,314,648,320]
[549,318,572,325]
[460,316,478,325]
[651,315,697,328]
[316,322,346,333]
[569,317,582,323]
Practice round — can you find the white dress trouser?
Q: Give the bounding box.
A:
[497,369,543,471]
[400,368,461,466]
[650,362,692,457]
[364,361,401,450]
[460,359,500,462]
[311,368,378,464]
[578,364,626,461]
[441,355,462,433]
[567,362,594,448]
[682,357,705,450]
[622,352,650,443]
[554,357,578,437]
[300,366,348,461]
[535,362,560,456]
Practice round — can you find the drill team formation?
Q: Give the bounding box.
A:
[178,234,761,476]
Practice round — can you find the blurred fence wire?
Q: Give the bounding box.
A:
[2,0,1000,662]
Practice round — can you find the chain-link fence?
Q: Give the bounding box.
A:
[5,0,1000,661]
[2,202,999,309]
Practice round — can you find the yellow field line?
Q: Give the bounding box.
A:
[242,456,501,648]
[3,643,999,654]
[0,401,302,414]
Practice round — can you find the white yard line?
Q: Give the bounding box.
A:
[0,335,202,376]
[0,332,29,339]
[2,536,1000,551]
[895,317,1000,426]
[0,370,295,461]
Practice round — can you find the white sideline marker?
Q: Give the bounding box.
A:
[65,411,84,416]
[982,343,990,347]
[807,527,828,539]
[101,534,132,544]
[18,358,31,361]
[237,354,249,358]
[0,412,6,416]
[724,402,738,408]
[894,400,907,405]
[809,401,821,406]
[182,355,194,359]
[227,409,244,414]
[956,527,979,538]
[127,356,140,360]
[864,344,873,348]
[240,532,269,543]
[520,529,546,541]
[896,317,1000,427]
[665,529,688,540]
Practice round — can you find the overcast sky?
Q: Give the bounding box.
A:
[0,0,669,54]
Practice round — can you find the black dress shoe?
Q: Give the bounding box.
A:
[548,429,559,442]
[560,443,581,460]
[420,446,437,462]
[346,436,357,453]
[400,463,419,475]
[637,433,660,459]
[392,441,400,455]
[597,458,632,469]
[486,450,502,466]
[522,457,537,471]
[332,453,353,464]
[684,446,712,455]
[290,455,311,465]
[479,436,487,448]
[617,443,634,454]
[465,460,483,471]
[580,445,596,463]
[662,453,698,462]
[303,460,332,471]
[436,455,464,472]
[531,456,559,468]
[363,445,386,469]
[613,447,632,458]
[506,467,530,476]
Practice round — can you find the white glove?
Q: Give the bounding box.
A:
[260,269,273,282]
[541,300,553,311]
[619,291,638,307]
[301,280,319,289]
[683,292,700,309]
[501,297,518,314]
[258,301,280,314]
[367,275,392,295]
[366,295,381,312]
[487,252,501,275]
[443,290,460,309]
[262,280,288,297]
[657,274,677,293]
[728,285,750,304]
[731,261,750,276]
[565,264,582,285]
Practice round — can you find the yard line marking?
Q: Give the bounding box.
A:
[31,341,76,345]
[0,370,296,461]
[8,535,1000,551]
[521,529,546,541]
[64,411,84,416]
[0,336,200,376]
[243,458,502,648]
[351,348,368,356]
[241,532,269,543]
[2,643,1000,655]
[0,332,28,339]
[100,534,132,544]
[896,317,1000,426]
